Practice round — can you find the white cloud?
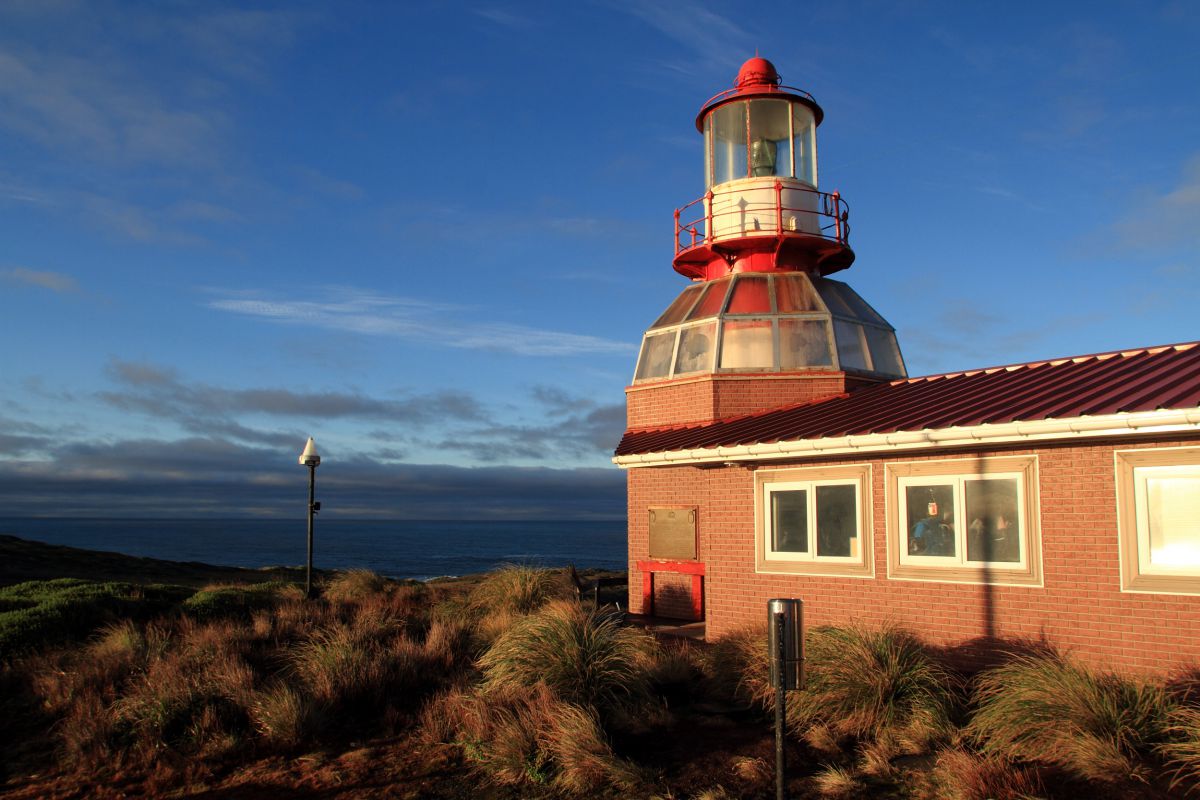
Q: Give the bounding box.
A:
[1,266,78,292]
[207,288,636,357]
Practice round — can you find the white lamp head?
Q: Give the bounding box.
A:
[299,436,321,467]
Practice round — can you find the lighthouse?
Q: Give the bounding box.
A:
[630,57,905,429]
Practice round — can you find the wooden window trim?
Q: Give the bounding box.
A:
[885,455,1042,587]
[755,463,873,578]
[1115,446,1200,595]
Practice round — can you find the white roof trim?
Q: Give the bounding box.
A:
[613,407,1200,469]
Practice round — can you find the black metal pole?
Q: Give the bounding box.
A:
[775,609,787,800]
[305,463,315,599]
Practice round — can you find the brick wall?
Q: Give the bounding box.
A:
[626,372,872,430]
[625,437,1200,675]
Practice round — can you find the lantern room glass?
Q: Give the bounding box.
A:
[706,99,805,188]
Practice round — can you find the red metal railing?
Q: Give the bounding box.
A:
[673,181,851,255]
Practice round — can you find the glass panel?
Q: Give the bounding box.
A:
[634,331,676,381]
[965,478,1021,563]
[779,319,833,369]
[709,102,747,186]
[771,490,808,553]
[747,99,793,178]
[651,285,703,329]
[833,319,870,370]
[726,275,771,314]
[865,326,905,376]
[686,278,730,320]
[814,279,855,315]
[816,484,857,557]
[775,274,822,312]
[674,322,716,375]
[793,105,816,185]
[905,484,956,557]
[1145,474,1200,569]
[720,319,774,369]
[834,283,886,324]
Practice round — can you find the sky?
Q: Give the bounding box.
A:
[0,0,1197,520]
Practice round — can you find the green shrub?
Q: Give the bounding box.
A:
[968,652,1174,784]
[477,600,656,718]
[0,579,190,655]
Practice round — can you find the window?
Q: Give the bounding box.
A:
[1115,447,1200,594]
[886,456,1041,586]
[756,464,873,577]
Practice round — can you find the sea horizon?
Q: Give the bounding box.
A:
[0,517,628,581]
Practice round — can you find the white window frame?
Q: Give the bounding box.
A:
[1116,446,1200,594]
[896,472,1029,572]
[763,479,863,564]
[755,463,873,578]
[885,455,1042,587]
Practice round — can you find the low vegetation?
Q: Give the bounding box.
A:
[3,560,1200,798]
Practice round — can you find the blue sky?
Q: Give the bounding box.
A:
[0,1,1196,518]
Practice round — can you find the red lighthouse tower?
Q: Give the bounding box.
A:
[628,57,906,430]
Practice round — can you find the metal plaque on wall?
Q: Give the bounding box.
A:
[648,507,698,560]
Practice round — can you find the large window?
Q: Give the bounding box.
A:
[757,464,873,577]
[886,456,1041,586]
[1116,447,1200,594]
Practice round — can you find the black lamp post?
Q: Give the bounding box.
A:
[298,437,321,598]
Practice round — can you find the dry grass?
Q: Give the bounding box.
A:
[968,651,1174,784]
[704,623,771,705]
[478,599,656,717]
[1159,704,1200,793]
[467,564,572,617]
[322,569,390,602]
[811,763,863,798]
[929,748,1044,800]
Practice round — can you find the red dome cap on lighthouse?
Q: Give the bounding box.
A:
[735,56,780,88]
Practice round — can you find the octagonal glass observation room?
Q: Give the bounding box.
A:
[633,272,906,383]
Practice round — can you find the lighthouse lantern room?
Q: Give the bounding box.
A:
[633,57,906,388]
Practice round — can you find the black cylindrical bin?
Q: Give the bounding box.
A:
[768,598,804,690]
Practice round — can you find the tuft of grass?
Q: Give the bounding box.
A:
[322,569,389,602]
[477,600,656,718]
[705,624,770,706]
[930,748,1044,800]
[968,651,1174,784]
[811,763,862,798]
[181,581,293,622]
[788,625,959,754]
[467,564,572,618]
[251,683,324,748]
[537,700,647,794]
[1159,704,1200,793]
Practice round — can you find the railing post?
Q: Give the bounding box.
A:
[674,208,681,254]
[832,190,842,243]
[705,190,714,243]
[775,180,783,234]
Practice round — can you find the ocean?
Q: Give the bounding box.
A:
[0,518,628,581]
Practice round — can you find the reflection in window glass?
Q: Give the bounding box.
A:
[793,105,816,185]
[721,319,774,369]
[1145,474,1200,569]
[833,319,870,371]
[905,485,956,557]
[651,285,703,329]
[687,278,730,319]
[727,276,772,314]
[709,103,747,187]
[865,326,905,376]
[674,323,716,375]
[816,485,857,557]
[779,319,832,369]
[635,331,676,381]
[965,479,1021,563]
[772,490,808,553]
[775,274,822,312]
[748,100,793,178]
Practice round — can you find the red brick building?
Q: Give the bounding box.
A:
[615,57,1200,674]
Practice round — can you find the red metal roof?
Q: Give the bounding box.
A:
[616,342,1200,457]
